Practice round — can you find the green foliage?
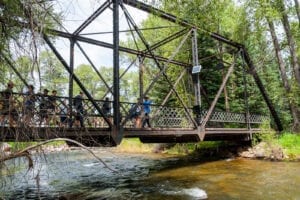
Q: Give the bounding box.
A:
[194,141,226,149]
[165,143,194,155]
[0,0,59,50]
[165,141,226,155]
[117,138,154,153]
[252,120,277,145]
[38,51,68,94]
[8,142,37,152]
[278,133,300,156]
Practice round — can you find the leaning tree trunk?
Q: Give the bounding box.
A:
[294,0,300,27]
[267,17,300,132]
[277,0,300,87]
[267,18,290,91]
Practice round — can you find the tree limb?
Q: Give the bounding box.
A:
[0,138,118,173]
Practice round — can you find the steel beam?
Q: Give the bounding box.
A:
[192,29,201,109]
[241,49,283,131]
[112,0,122,144]
[75,42,112,95]
[142,28,190,53]
[42,34,113,129]
[120,0,283,131]
[0,52,29,87]
[69,39,75,119]
[122,0,243,49]
[120,3,197,127]
[48,29,191,67]
[200,57,236,140]
[102,58,137,99]
[73,0,111,35]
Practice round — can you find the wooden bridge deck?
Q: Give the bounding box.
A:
[0,126,260,145]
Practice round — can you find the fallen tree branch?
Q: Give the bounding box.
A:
[1,151,33,169]
[0,138,118,173]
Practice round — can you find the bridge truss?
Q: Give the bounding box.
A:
[0,0,282,146]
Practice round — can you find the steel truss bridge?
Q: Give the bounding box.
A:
[1,93,269,146]
[0,0,282,146]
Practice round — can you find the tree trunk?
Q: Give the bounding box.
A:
[290,103,300,132]
[267,18,290,91]
[277,0,300,87]
[267,17,300,132]
[294,0,300,27]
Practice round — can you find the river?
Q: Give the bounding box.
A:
[1,148,299,199]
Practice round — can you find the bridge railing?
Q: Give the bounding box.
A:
[120,102,196,128]
[0,92,109,127]
[200,110,270,124]
[0,92,269,129]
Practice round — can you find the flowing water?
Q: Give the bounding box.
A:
[1,149,300,200]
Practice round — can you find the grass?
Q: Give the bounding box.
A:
[165,141,227,155]
[277,133,300,157]
[253,126,300,160]
[116,138,154,153]
[8,141,66,152]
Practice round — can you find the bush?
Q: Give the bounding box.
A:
[278,133,300,156]
[252,120,277,145]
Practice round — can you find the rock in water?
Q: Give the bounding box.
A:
[182,187,208,199]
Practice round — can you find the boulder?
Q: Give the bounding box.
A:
[0,142,11,152]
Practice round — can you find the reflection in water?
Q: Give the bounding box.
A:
[1,149,300,199]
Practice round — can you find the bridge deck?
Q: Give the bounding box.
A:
[0,126,260,145]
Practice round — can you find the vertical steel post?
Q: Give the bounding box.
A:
[192,28,201,123]
[192,29,201,106]
[139,56,144,100]
[112,0,122,144]
[69,39,75,114]
[242,64,251,130]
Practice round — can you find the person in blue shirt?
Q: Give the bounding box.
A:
[142,96,152,128]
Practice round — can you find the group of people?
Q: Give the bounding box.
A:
[0,81,17,126]
[129,96,152,128]
[0,82,61,126]
[0,81,153,128]
[0,82,79,127]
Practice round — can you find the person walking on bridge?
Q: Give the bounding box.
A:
[23,84,36,125]
[0,81,15,126]
[39,88,50,126]
[142,96,152,128]
[73,91,85,128]
[129,98,142,128]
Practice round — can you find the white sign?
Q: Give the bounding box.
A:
[192,65,202,74]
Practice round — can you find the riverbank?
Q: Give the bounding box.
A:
[115,132,300,161]
[238,134,300,161]
[186,132,300,161]
[1,132,299,162]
